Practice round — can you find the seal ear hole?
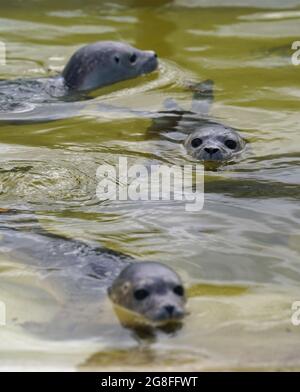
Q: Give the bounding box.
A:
[121,282,130,295]
[114,56,120,64]
[225,139,237,150]
[129,53,137,63]
[191,138,203,148]
[134,288,149,301]
[173,285,184,297]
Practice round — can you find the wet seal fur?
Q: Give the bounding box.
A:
[0,210,186,338]
[108,261,186,326]
[62,41,158,92]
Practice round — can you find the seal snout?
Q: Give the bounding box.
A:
[204,147,220,156]
[165,304,175,315]
[155,303,185,322]
[150,51,158,59]
[145,50,157,58]
[142,50,159,73]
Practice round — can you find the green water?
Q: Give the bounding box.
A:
[0,0,300,371]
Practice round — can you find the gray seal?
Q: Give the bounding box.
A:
[0,210,186,337]
[184,121,245,162]
[0,41,158,113]
[148,80,246,165]
[108,261,186,324]
[62,41,158,92]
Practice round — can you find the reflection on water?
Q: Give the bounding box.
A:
[0,0,300,371]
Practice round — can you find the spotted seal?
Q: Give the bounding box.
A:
[108,261,186,325]
[0,41,158,113]
[62,41,158,92]
[148,80,246,165]
[0,210,186,337]
[184,121,245,162]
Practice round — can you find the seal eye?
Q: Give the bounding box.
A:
[173,285,184,297]
[129,53,137,63]
[191,138,203,148]
[134,288,149,301]
[225,139,237,150]
[114,56,120,64]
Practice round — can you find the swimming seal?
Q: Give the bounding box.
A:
[62,41,158,92]
[184,121,245,162]
[108,262,186,324]
[148,80,246,165]
[0,211,186,336]
[0,41,158,113]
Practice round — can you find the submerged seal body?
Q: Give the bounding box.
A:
[0,41,158,113]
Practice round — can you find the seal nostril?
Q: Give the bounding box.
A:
[154,52,158,58]
[204,147,219,155]
[164,305,175,316]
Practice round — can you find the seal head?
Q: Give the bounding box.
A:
[62,41,158,92]
[108,262,186,325]
[184,122,245,162]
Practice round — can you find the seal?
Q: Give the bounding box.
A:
[184,121,245,162]
[62,41,158,92]
[147,80,246,165]
[0,210,186,337]
[108,261,186,325]
[0,41,158,113]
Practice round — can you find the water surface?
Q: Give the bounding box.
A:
[0,0,300,371]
